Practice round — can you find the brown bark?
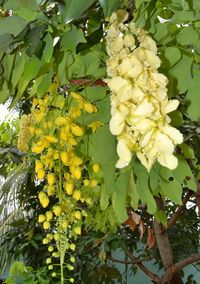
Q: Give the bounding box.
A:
[153,198,184,284]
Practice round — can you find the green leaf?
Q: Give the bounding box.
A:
[0,34,14,51]
[164,47,181,66]
[187,71,200,120]
[179,143,196,160]
[177,27,199,46]
[0,16,28,36]
[173,156,196,191]
[61,0,96,23]
[11,53,26,89]
[61,25,86,53]
[170,55,193,94]
[163,0,185,11]
[154,208,167,225]
[43,33,53,63]
[0,81,10,104]
[37,72,52,98]
[11,56,41,107]
[112,172,129,223]
[135,162,157,214]
[98,0,122,17]
[160,179,183,204]
[5,0,37,21]
[172,10,200,23]
[128,172,139,209]
[100,184,110,210]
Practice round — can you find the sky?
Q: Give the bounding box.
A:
[0,104,18,123]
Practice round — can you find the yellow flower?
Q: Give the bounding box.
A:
[32,109,45,123]
[43,221,51,230]
[92,163,100,173]
[73,167,82,180]
[44,135,58,144]
[74,211,81,220]
[37,169,45,180]
[35,160,44,173]
[38,214,46,223]
[55,116,68,126]
[72,156,83,166]
[32,144,44,154]
[42,238,49,244]
[53,205,62,216]
[73,226,81,235]
[38,192,49,208]
[83,103,96,113]
[61,220,68,229]
[54,233,60,241]
[47,173,55,185]
[64,183,74,195]
[61,152,69,165]
[72,190,81,201]
[71,124,84,136]
[47,185,55,196]
[88,121,104,133]
[46,211,53,221]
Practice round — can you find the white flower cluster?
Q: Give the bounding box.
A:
[105,10,183,172]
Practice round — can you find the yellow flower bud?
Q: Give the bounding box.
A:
[61,152,69,165]
[35,160,44,173]
[43,221,51,230]
[46,258,52,264]
[48,265,53,270]
[73,226,81,235]
[83,179,89,186]
[44,135,58,143]
[42,238,49,244]
[53,205,62,216]
[92,163,100,173]
[38,192,49,208]
[70,256,75,263]
[55,116,68,126]
[54,233,60,241]
[37,169,45,180]
[38,214,46,223]
[83,103,95,113]
[61,220,68,229]
[74,211,81,220]
[64,183,74,195]
[69,243,76,251]
[69,278,75,283]
[71,124,84,136]
[47,173,55,185]
[72,190,81,201]
[53,151,59,160]
[46,211,53,221]
[90,179,98,187]
[86,197,93,206]
[46,234,53,240]
[73,167,81,180]
[48,246,54,252]
[47,185,55,196]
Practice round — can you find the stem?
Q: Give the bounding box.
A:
[58,130,64,284]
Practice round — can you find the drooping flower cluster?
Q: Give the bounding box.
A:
[20,91,103,281]
[105,10,183,171]
[17,114,32,152]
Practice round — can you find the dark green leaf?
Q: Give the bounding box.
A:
[0,16,28,37]
[112,172,129,223]
[61,0,96,23]
[61,25,86,53]
[164,47,181,66]
[98,0,122,17]
[177,27,199,46]
[160,179,183,204]
[43,33,53,63]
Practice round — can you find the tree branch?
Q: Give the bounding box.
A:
[161,253,200,284]
[125,250,161,283]
[163,190,193,232]
[107,255,153,265]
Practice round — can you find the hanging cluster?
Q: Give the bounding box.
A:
[23,91,103,282]
[105,10,183,171]
[17,114,32,152]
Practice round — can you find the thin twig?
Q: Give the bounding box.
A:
[163,190,193,233]
[125,250,161,283]
[107,255,153,265]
